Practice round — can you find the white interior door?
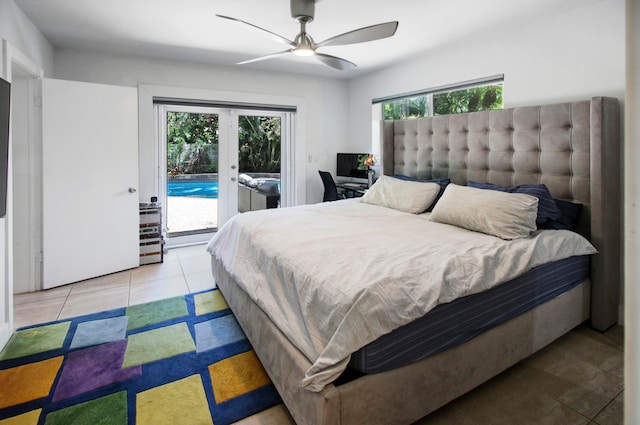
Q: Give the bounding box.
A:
[42,79,139,289]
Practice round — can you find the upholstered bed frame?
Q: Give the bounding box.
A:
[211,97,620,424]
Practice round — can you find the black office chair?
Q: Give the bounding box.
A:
[318,170,346,202]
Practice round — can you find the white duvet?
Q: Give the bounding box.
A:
[207,199,596,392]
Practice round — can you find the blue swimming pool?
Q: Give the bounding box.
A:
[168,180,218,198]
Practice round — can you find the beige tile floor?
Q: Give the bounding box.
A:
[13,244,216,328]
[12,244,624,425]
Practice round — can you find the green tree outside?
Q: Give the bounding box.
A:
[238,116,281,173]
[433,85,503,115]
[167,112,281,175]
[382,96,428,120]
[167,112,218,175]
[382,84,503,120]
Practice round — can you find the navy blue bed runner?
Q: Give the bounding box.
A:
[348,255,589,374]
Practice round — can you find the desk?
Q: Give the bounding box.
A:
[336,183,367,198]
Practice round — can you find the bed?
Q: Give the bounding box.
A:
[207,97,620,425]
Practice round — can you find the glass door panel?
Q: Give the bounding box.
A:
[165,110,219,237]
[237,114,282,215]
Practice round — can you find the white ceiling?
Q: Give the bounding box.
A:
[15,0,602,79]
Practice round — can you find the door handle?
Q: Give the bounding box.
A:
[128,187,137,193]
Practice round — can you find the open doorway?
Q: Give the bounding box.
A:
[2,43,43,347]
[9,52,43,296]
[157,103,290,246]
[165,110,220,237]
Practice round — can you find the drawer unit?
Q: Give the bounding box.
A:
[140,209,161,225]
[140,205,164,265]
[140,225,160,237]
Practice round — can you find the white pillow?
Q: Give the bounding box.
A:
[429,183,538,240]
[360,175,440,214]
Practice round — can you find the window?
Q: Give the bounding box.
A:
[378,76,504,120]
[382,95,429,120]
[433,84,503,116]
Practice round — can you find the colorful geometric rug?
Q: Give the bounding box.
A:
[0,289,282,425]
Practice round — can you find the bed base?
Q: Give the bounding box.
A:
[213,257,590,425]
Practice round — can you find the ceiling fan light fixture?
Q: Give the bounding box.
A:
[292,28,315,56]
[292,45,315,56]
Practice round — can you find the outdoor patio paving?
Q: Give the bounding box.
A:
[166,196,218,234]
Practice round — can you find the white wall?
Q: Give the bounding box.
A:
[346,0,625,151]
[0,0,54,340]
[0,0,54,75]
[52,49,350,204]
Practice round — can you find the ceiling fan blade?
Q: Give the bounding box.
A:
[314,52,357,71]
[237,50,292,65]
[216,15,297,48]
[315,21,399,48]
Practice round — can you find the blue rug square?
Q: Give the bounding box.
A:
[70,316,128,350]
[194,315,246,353]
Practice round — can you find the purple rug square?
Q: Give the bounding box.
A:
[70,316,128,349]
[52,339,142,402]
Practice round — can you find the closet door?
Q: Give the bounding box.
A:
[42,79,139,288]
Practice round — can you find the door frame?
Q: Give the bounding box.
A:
[1,40,43,348]
[156,104,293,247]
[155,104,229,245]
[139,84,305,246]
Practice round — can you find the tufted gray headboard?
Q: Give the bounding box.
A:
[380,97,620,331]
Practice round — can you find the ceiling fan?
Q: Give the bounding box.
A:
[216,0,399,71]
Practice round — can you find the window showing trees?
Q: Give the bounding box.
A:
[167,112,218,176]
[238,115,281,173]
[382,82,503,120]
[166,112,282,176]
[382,96,429,120]
[433,84,503,115]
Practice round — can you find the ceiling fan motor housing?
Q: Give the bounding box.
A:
[291,0,315,22]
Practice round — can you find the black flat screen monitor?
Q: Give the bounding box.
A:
[336,153,369,182]
[0,77,10,218]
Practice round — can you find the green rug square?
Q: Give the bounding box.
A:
[43,391,127,425]
[122,323,196,368]
[126,296,188,330]
[194,290,229,316]
[0,322,71,360]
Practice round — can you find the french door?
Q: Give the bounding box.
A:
[156,104,292,246]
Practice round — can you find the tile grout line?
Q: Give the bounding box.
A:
[56,287,73,321]
[588,387,624,422]
[175,251,192,294]
[127,268,133,308]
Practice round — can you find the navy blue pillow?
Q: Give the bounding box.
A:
[538,199,583,230]
[393,175,450,211]
[467,181,562,226]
